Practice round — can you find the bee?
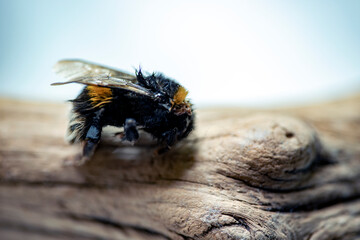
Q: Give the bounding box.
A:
[52,60,194,162]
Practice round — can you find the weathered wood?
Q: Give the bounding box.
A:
[0,95,359,240]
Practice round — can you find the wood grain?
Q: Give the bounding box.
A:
[0,95,359,240]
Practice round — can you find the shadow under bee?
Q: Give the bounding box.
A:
[69,126,198,187]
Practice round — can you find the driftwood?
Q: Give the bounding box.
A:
[0,95,359,240]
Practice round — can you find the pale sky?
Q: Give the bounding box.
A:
[0,0,359,107]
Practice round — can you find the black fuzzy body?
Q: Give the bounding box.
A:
[67,73,194,156]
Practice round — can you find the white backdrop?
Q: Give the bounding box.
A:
[0,0,359,107]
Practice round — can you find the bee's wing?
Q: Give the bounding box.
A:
[52,59,154,97]
[53,59,136,82]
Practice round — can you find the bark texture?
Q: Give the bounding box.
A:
[0,95,359,240]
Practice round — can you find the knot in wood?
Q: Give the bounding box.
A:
[213,114,321,190]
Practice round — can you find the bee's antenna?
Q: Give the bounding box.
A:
[137,66,143,77]
[134,65,142,76]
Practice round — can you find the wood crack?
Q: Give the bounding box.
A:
[271,193,360,213]
[61,213,172,240]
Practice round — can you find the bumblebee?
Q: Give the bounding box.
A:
[52,60,194,161]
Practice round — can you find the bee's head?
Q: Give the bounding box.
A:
[171,86,192,116]
[172,101,192,116]
[169,85,194,141]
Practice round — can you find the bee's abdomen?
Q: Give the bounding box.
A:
[66,86,111,143]
[66,108,87,143]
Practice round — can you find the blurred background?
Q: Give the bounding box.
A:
[0,0,359,108]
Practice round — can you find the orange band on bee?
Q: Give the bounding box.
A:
[173,86,188,105]
[87,86,113,108]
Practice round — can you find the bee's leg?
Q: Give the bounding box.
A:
[157,128,178,154]
[82,109,104,162]
[165,128,178,147]
[122,118,139,143]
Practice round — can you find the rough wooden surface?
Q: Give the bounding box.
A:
[0,95,359,240]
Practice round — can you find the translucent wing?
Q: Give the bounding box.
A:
[52,59,154,97]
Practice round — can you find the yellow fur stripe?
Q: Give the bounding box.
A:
[87,86,112,108]
[173,86,188,104]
